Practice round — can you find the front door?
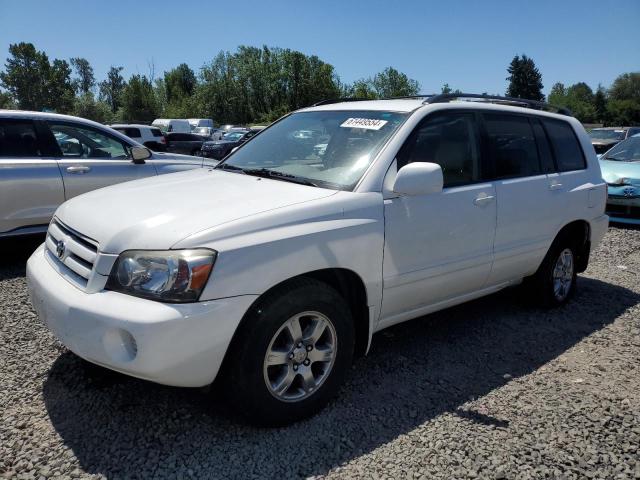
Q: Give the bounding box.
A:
[381,111,496,326]
[48,121,156,200]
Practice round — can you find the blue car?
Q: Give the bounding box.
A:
[599,134,640,224]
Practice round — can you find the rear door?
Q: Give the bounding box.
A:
[481,113,559,284]
[0,118,65,234]
[48,121,157,200]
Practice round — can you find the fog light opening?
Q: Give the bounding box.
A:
[102,328,138,363]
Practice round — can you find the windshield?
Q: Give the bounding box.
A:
[223,131,246,141]
[217,110,408,190]
[603,137,640,162]
[589,129,625,141]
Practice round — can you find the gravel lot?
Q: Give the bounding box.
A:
[1,226,639,480]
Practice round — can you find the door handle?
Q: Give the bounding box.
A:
[473,194,495,206]
[66,166,91,174]
[549,182,563,190]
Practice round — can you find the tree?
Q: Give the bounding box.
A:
[99,66,126,113]
[73,93,112,123]
[70,57,95,95]
[594,85,607,124]
[0,42,51,110]
[441,83,453,94]
[164,63,196,102]
[506,54,544,101]
[371,67,420,98]
[547,82,566,107]
[119,74,158,122]
[606,72,640,126]
[48,59,75,113]
[0,91,16,109]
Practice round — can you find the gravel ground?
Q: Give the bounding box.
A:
[1,227,639,480]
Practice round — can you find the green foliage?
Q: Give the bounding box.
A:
[506,54,544,101]
[0,90,16,109]
[594,85,607,124]
[70,57,95,95]
[0,42,61,110]
[99,66,126,113]
[73,93,112,123]
[371,67,420,98]
[119,74,158,122]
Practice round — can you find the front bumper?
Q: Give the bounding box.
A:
[200,149,226,159]
[27,244,257,387]
[606,185,640,224]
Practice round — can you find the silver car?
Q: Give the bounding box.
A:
[0,110,215,238]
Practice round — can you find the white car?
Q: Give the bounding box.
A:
[110,124,167,151]
[151,118,190,134]
[27,94,608,425]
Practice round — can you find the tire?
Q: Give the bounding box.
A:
[527,234,578,308]
[221,278,354,426]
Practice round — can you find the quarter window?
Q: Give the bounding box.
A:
[484,114,541,179]
[0,119,41,157]
[50,123,130,159]
[397,112,480,187]
[541,119,586,172]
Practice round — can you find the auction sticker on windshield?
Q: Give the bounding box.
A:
[340,118,388,130]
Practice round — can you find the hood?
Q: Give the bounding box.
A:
[55,169,336,253]
[599,159,640,185]
[204,139,237,146]
[591,138,620,146]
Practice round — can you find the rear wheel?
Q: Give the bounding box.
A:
[222,278,354,426]
[528,236,578,307]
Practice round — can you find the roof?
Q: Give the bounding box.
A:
[111,124,156,129]
[300,99,424,113]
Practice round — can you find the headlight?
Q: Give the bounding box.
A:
[106,249,216,303]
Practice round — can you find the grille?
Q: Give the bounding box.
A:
[45,218,98,286]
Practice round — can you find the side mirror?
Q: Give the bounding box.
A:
[393,162,443,196]
[131,146,151,164]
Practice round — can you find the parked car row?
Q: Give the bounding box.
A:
[22,94,609,426]
[0,111,215,238]
[589,126,640,154]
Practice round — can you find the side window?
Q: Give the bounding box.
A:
[0,119,41,157]
[151,128,163,137]
[541,119,586,172]
[397,112,480,187]
[50,123,130,160]
[531,119,556,173]
[483,113,541,179]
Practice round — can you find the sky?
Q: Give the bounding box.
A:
[1,0,638,96]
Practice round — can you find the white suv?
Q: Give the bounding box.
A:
[27,95,608,425]
[110,124,167,151]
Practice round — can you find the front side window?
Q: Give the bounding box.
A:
[218,110,408,190]
[484,113,541,179]
[50,123,129,159]
[602,137,640,162]
[542,119,586,172]
[0,119,41,157]
[397,112,480,187]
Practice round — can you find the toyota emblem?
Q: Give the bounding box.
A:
[623,187,635,197]
[56,240,66,259]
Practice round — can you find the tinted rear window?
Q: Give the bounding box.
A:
[0,119,41,157]
[484,113,541,179]
[151,128,163,137]
[542,119,586,171]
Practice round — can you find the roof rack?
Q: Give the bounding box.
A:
[423,93,572,116]
[312,95,438,106]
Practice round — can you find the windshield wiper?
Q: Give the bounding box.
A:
[216,163,246,173]
[242,168,320,187]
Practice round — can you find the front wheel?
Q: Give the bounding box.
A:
[221,278,354,426]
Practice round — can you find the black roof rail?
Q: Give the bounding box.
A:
[423,93,573,116]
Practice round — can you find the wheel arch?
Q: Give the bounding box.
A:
[553,219,591,273]
[219,267,370,380]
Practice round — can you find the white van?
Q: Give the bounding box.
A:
[188,118,214,131]
[151,118,191,134]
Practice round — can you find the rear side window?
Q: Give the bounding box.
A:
[531,119,556,173]
[0,119,41,157]
[115,127,141,138]
[542,119,586,172]
[397,111,480,187]
[483,114,541,178]
[151,128,163,137]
